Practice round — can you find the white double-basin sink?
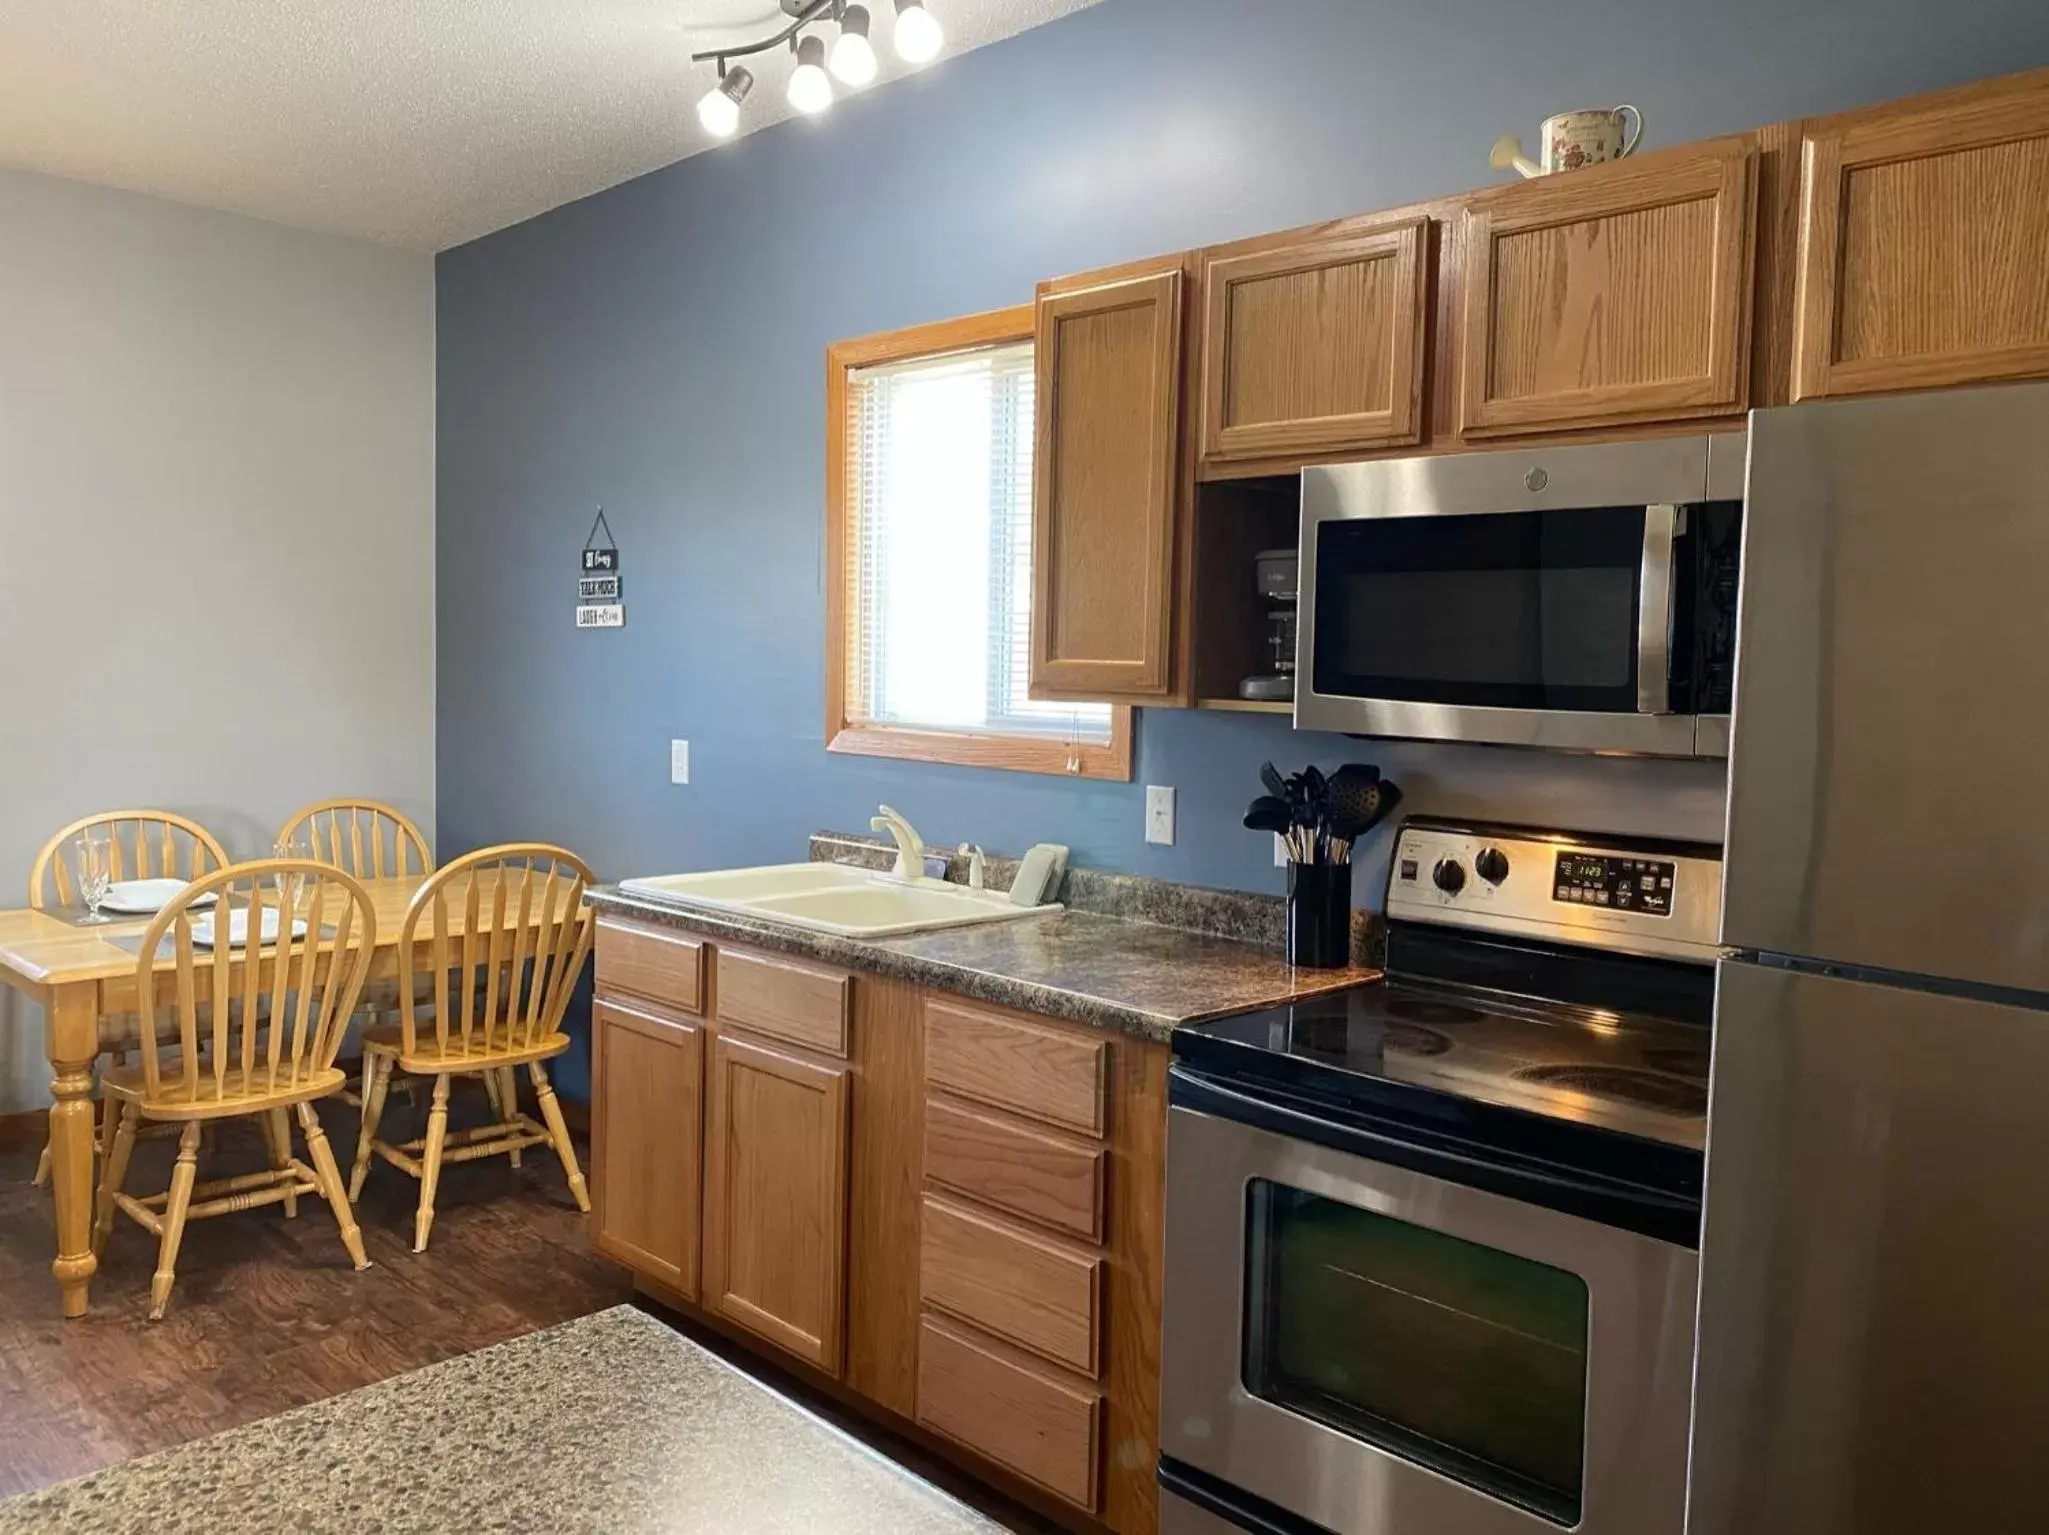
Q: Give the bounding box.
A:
[618,862,1061,940]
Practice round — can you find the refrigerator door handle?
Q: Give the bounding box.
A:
[1636,503,1678,714]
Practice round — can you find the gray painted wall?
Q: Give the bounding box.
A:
[1,166,436,1113]
[436,0,2049,1003]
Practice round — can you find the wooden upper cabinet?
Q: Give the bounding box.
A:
[1793,87,2049,401]
[702,1030,851,1376]
[1459,138,1758,438]
[1199,217,1431,468]
[1031,264,1185,701]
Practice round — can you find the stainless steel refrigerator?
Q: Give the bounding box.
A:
[1689,379,2049,1535]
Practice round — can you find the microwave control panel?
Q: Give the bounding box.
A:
[1554,853,1676,917]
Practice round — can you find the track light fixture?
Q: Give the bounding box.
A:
[695,65,753,138]
[787,34,834,114]
[893,0,943,63]
[830,5,878,86]
[691,0,944,141]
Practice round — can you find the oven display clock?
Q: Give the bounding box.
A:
[1554,853,1676,917]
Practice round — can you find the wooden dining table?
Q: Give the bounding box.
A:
[0,873,574,1318]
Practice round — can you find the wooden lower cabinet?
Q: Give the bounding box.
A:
[590,920,1167,1535]
[590,998,705,1298]
[701,1029,851,1375]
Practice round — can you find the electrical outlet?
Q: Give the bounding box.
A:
[1145,785,1176,846]
[670,739,690,785]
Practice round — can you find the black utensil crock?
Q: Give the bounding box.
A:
[1287,860,1352,969]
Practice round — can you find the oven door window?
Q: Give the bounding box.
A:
[1244,1181,1590,1526]
[1312,506,1646,711]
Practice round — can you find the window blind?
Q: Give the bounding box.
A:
[844,340,1114,746]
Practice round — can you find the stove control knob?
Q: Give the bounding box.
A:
[1432,858,1467,895]
[1475,847,1510,885]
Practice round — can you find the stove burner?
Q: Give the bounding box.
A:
[1385,996,1488,1027]
[1512,1064,1708,1117]
[1640,1045,1712,1079]
[1383,1023,1452,1057]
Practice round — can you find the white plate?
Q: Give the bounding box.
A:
[99,879,218,915]
[190,909,308,949]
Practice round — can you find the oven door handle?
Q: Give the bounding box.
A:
[1636,502,1679,715]
[1170,1065,1701,1245]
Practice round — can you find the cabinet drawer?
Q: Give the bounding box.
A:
[921,1194,1101,1375]
[917,1314,1101,1512]
[596,918,704,1014]
[716,947,850,1057]
[924,998,1107,1137]
[925,1096,1106,1243]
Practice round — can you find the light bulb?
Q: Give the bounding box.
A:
[787,34,834,114]
[830,5,878,86]
[695,66,752,138]
[893,0,943,64]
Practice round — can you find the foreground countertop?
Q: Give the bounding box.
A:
[0,1307,1007,1535]
[588,884,1380,1044]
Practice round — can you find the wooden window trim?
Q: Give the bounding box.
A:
[825,306,1135,783]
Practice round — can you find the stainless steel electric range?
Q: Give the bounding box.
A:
[1158,818,1723,1535]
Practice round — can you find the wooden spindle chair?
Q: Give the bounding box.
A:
[348,845,594,1252]
[27,810,231,1188]
[93,860,376,1319]
[277,798,435,1108]
[276,798,431,882]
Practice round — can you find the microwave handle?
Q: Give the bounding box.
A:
[1636,503,1679,714]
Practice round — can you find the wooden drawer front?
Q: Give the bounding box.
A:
[1460,139,1756,437]
[716,947,850,1057]
[1795,92,2049,401]
[596,917,704,1014]
[921,1194,1100,1375]
[590,999,703,1297]
[924,998,1107,1137]
[1200,219,1430,466]
[917,1314,1101,1512]
[925,1096,1105,1243]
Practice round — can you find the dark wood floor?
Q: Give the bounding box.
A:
[0,1082,632,1499]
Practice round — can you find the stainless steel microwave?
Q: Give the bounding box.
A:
[1297,433,1744,757]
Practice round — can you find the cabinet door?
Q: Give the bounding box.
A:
[1031,267,1184,700]
[1793,91,2049,401]
[591,998,703,1297]
[1199,218,1430,467]
[1459,139,1756,437]
[702,1030,851,1375]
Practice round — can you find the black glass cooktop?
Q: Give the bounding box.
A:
[1181,975,1711,1151]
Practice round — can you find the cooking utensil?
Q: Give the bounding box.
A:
[1242,796,1295,835]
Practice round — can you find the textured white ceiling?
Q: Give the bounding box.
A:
[0,1,1100,251]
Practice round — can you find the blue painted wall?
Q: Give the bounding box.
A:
[437,0,2049,1095]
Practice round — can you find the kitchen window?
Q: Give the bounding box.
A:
[826,307,1132,779]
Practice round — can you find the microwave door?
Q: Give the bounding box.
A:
[1297,471,1696,755]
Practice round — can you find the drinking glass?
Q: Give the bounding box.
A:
[71,831,114,924]
[268,835,315,941]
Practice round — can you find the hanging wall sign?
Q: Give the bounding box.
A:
[577,508,625,628]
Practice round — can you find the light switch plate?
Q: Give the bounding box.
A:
[670,739,690,785]
[1145,785,1176,847]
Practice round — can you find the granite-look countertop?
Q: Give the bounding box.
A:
[0,1307,1013,1535]
[587,885,1380,1044]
